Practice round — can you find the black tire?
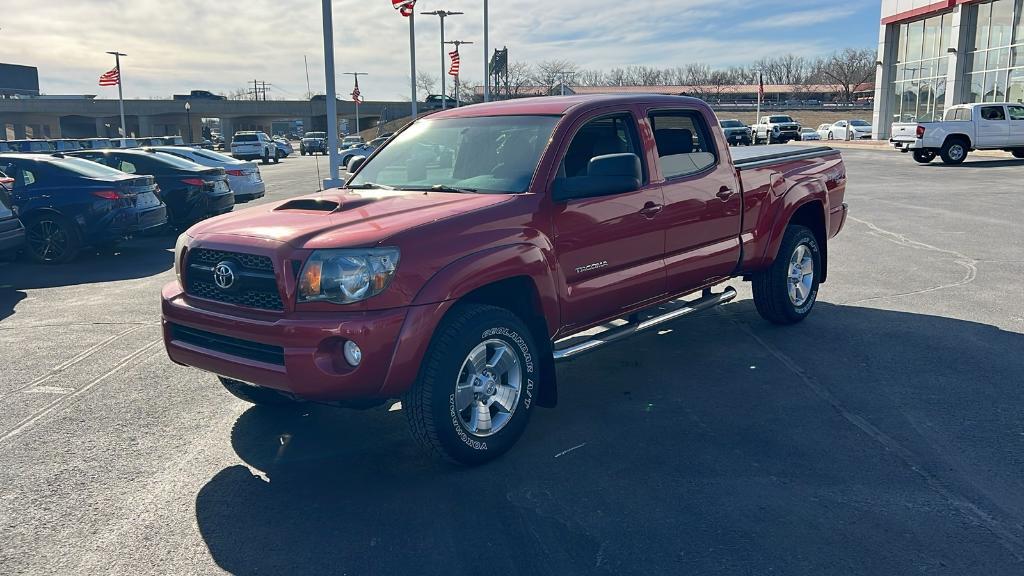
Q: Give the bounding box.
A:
[402,304,539,465]
[1012,149,1024,159]
[261,150,270,164]
[940,138,969,165]
[24,213,81,264]
[219,376,297,406]
[827,131,834,140]
[913,149,936,164]
[751,225,821,325]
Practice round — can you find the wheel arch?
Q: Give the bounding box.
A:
[379,244,560,407]
[943,133,972,150]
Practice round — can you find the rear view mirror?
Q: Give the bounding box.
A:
[553,153,642,201]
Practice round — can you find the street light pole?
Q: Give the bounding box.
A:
[184,101,192,143]
[105,51,127,138]
[421,10,463,110]
[483,0,489,102]
[321,0,343,188]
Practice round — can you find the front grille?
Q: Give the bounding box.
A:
[170,323,284,365]
[189,248,273,272]
[185,249,283,311]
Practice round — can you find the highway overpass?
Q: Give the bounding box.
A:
[0,98,412,141]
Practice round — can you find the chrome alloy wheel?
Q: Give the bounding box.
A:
[948,143,966,162]
[787,243,815,307]
[454,339,522,437]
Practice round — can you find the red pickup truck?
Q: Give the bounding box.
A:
[162,95,848,464]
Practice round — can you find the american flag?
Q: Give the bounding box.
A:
[391,0,416,17]
[448,49,460,77]
[758,72,764,102]
[351,80,363,104]
[99,67,120,87]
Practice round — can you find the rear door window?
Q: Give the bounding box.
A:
[1007,105,1024,120]
[648,110,718,179]
[980,106,1007,121]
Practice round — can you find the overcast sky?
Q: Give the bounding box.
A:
[3,0,881,101]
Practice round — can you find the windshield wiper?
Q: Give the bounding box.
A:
[403,184,479,194]
[346,182,394,190]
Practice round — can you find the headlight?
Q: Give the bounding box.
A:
[174,232,192,287]
[297,248,400,304]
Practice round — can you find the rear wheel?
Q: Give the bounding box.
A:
[940,138,969,165]
[24,214,81,264]
[219,376,297,406]
[752,225,821,325]
[913,149,936,164]
[273,149,281,163]
[402,304,539,465]
[261,149,270,164]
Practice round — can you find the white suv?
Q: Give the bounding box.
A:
[230,131,279,164]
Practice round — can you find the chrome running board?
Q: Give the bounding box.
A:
[552,286,737,361]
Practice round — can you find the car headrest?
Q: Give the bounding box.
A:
[654,128,693,155]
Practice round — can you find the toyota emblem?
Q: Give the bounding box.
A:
[212,261,237,290]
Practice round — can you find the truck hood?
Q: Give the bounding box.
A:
[188,188,511,250]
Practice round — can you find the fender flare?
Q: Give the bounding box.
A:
[759,179,829,273]
[377,243,561,403]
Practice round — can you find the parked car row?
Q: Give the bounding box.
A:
[0,143,271,263]
[0,136,206,155]
[716,117,874,146]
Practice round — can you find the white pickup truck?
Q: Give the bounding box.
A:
[890,102,1024,164]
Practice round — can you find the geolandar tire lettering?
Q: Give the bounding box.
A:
[403,304,539,465]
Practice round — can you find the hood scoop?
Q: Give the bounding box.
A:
[274,195,382,214]
[275,198,340,212]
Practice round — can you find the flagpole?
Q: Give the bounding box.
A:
[756,71,762,135]
[409,13,418,118]
[321,0,342,188]
[106,51,127,138]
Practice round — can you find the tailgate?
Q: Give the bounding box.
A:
[890,123,920,142]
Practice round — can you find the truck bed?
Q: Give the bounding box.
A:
[730,145,836,170]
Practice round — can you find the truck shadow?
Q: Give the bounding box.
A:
[195,301,1024,575]
[923,158,1024,168]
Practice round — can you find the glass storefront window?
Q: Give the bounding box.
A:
[889,12,954,122]
[964,1,1024,103]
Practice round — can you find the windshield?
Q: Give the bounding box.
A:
[349,115,560,194]
[769,116,794,123]
[58,157,130,178]
[850,120,870,127]
[720,120,743,128]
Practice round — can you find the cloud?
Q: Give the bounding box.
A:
[1,0,879,101]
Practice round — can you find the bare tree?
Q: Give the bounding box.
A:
[814,48,876,102]
[416,71,438,97]
[222,88,250,101]
[532,59,578,87]
[576,69,607,87]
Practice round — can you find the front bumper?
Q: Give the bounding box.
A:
[162,282,410,401]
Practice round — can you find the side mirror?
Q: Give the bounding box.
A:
[552,153,642,201]
[347,155,367,173]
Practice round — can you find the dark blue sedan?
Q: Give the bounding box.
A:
[0,154,168,263]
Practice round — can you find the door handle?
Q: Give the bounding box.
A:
[639,201,663,218]
[716,186,735,201]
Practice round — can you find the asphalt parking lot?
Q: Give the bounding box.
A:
[1,149,1022,575]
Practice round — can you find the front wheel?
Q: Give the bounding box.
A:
[827,131,834,140]
[403,304,539,465]
[1011,149,1024,159]
[751,225,821,325]
[913,149,936,164]
[219,376,297,406]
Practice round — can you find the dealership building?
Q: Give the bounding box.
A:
[873,0,1024,138]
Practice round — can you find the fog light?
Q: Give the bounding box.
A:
[343,340,362,367]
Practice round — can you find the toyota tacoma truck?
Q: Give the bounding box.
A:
[163,95,848,464]
[890,102,1024,165]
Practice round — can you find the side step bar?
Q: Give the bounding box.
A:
[553,286,737,361]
